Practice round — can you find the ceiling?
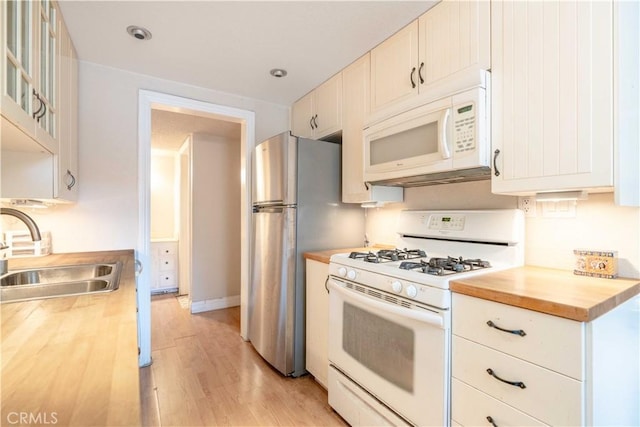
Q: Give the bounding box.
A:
[58,1,436,151]
[57,1,435,107]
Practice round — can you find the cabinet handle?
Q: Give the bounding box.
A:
[486,320,526,337]
[364,181,370,191]
[37,101,47,122]
[309,116,315,130]
[313,114,318,129]
[486,416,498,427]
[32,90,44,119]
[324,276,330,294]
[486,368,526,389]
[418,62,425,84]
[410,67,417,88]
[65,170,76,190]
[493,149,501,177]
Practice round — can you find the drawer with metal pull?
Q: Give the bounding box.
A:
[452,335,582,426]
[452,378,548,427]
[452,293,583,380]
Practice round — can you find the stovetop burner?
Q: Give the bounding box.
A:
[348,248,427,264]
[399,256,492,276]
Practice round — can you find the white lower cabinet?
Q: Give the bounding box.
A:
[305,259,329,388]
[151,240,179,293]
[452,292,640,426]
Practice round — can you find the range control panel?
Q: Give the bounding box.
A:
[427,214,466,231]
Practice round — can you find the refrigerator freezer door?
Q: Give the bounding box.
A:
[248,206,297,375]
[252,132,297,206]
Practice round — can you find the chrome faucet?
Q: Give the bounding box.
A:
[1,208,42,275]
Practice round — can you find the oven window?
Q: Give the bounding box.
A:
[342,302,414,392]
[370,121,438,166]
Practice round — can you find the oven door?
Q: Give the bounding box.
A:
[327,277,450,427]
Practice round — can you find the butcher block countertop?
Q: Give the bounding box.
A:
[303,245,393,264]
[451,266,640,322]
[1,250,140,426]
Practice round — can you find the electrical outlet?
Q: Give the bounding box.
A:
[518,196,537,217]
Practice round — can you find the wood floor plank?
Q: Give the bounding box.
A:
[142,294,348,427]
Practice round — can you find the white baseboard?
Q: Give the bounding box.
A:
[190,294,241,313]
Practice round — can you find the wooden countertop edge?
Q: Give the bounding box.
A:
[451,267,640,322]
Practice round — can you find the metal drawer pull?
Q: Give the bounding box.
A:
[486,320,526,337]
[486,416,498,427]
[486,368,526,389]
[493,149,501,176]
[410,67,416,88]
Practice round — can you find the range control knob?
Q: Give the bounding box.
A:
[391,280,403,293]
[405,285,418,298]
[346,270,357,280]
[337,267,347,277]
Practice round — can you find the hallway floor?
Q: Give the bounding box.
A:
[140,294,347,426]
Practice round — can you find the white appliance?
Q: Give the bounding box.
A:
[364,73,490,187]
[327,209,524,427]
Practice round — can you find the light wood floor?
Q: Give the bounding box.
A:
[140,294,347,427]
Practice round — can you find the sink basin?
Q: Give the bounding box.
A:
[0,262,122,303]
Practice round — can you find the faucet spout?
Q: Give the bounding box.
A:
[1,208,42,242]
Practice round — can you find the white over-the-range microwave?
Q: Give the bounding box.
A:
[364,75,490,187]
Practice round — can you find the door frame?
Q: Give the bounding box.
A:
[138,90,255,366]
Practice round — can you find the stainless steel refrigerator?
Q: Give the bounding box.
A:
[249,131,364,377]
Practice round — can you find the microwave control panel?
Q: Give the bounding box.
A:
[453,102,476,154]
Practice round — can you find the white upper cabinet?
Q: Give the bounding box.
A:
[1,1,78,203]
[292,72,342,140]
[341,53,403,204]
[418,0,490,88]
[1,0,60,154]
[370,0,490,124]
[370,21,420,117]
[55,19,78,201]
[491,0,615,195]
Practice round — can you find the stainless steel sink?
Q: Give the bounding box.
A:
[0,262,122,303]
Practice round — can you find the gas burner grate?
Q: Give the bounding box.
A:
[398,256,492,276]
[349,248,427,263]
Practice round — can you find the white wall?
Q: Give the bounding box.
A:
[190,133,241,304]
[365,181,640,279]
[18,61,289,253]
[150,150,178,240]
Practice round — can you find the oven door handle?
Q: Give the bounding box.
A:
[328,280,444,328]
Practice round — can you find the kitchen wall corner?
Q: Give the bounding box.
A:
[365,182,640,279]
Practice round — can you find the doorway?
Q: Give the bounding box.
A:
[138,90,255,367]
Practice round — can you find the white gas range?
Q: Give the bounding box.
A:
[326,209,524,427]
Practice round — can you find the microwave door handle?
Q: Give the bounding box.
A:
[439,108,451,160]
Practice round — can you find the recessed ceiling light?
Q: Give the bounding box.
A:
[127,25,152,41]
[270,68,287,78]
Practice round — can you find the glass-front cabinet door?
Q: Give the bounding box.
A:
[2,0,37,132]
[35,0,57,147]
[1,0,59,154]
